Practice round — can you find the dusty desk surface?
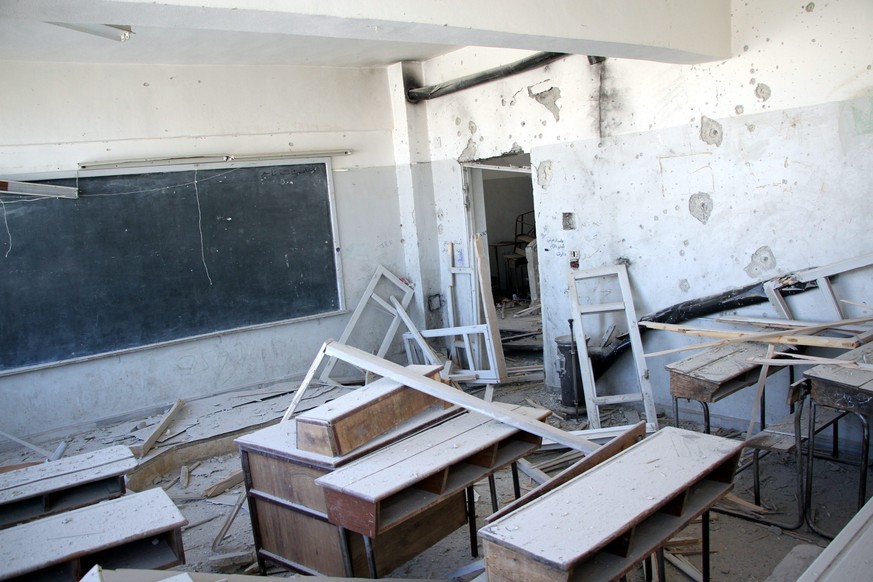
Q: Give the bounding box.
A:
[316,404,546,537]
[803,343,873,412]
[667,342,780,401]
[479,427,743,577]
[0,445,135,503]
[0,487,186,579]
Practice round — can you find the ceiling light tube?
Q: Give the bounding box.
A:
[48,23,133,42]
[0,180,78,199]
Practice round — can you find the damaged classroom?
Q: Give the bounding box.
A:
[1,1,872,581]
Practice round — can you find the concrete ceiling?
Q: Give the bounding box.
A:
[0,1,731,68]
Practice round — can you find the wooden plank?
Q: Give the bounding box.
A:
[322,341,599,453]
[791,252,873,283]
[0,488,186,579]
[487,421,645,523]
[474,235,507,383]
[478,428,743,572]
[641,321,862,349]
[131,399,185,458]
[203,469,244,498]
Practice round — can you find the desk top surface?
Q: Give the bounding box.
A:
[0,487,186,577]
[479,427,743,569]
[316,404,546,502]
[805,342,873,391]
[0,445,135,503]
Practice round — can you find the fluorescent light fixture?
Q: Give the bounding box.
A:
[79,155,234,171]
[79,151,352,171]
[48,22,133,42]
[0,180,78,199]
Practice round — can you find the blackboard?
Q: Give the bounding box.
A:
[0,161,341,373]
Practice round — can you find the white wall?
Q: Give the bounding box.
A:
[415,0,873,426]
[0,61,407,437]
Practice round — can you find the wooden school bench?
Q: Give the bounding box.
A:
[0,487,186,581]
[0,445,136,529]
[479,427,744,582]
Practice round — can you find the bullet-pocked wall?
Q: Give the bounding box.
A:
[415,1,873,428]
[0,61,408,437]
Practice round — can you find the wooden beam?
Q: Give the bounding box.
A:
[641,314,873,354]
[203,469,244,498]
[130,399,184,458]
[487,421,645,523]
[322,341,599,454]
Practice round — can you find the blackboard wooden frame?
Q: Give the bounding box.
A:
[0,157,345,376]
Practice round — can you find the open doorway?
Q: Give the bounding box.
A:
[463,153,536,302]
[463,153,541,351]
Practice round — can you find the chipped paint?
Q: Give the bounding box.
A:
[458,137,477,161]
[688,192,714,223]
[744,245,777,278]
[528,86,561,121]
[700,116,724,147]
[537,160,553,189]
[755,83,772,102]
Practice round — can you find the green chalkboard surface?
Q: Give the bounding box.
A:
[0,161,341,372]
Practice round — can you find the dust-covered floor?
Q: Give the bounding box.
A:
[1,352,867,581]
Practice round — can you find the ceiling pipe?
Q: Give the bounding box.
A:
[407,52,596,103]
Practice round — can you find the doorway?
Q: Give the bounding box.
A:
[463,153,536,302]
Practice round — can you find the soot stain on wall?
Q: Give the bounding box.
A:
[595,61,622,138]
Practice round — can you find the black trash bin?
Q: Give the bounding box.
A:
[555,335,611,407]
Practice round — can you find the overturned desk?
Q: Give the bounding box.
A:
[480,427,743,582]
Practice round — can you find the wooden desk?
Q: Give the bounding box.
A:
[479,427,743,582]
[315,405,546,576]
[0,488,186,581]
[0,445,135,529]
[804,342,873,517]
[668,343,783,433]
[236,405,462,578]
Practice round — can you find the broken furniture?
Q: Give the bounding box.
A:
[404,235,507,392]
[0,445,136,529]
[237,365,464,577]
[568,263,658,435]
[315,404,548,577]
[0,487,186,581]
[764,252,873,322]
[479,427,744,582]
[804,341,873,536]
[319,265,415,385]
